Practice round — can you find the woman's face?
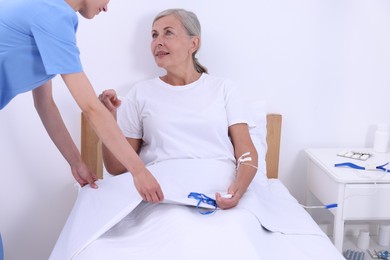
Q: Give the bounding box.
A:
[151,15,199,71]
[79,0,110,19]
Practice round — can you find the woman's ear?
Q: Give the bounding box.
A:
[189,36,200,54]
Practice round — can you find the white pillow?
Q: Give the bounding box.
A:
[247,101,268,183]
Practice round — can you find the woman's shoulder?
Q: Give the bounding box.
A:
[202,74,237,92]
[203,73,235,85]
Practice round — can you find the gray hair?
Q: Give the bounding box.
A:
[153,9,208,74]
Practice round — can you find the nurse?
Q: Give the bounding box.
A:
[0,0,163,202]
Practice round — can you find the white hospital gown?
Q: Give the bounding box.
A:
[117,73,252,166]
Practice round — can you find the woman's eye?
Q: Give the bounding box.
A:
[152,33,158,39]
[165,30,173,36]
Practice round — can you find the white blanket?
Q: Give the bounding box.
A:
[50,159,335,260]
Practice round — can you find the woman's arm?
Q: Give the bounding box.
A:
[103,136,142,175]
[103,138,141,175]
[32,80,98,188]
[61,72,164,202]
[216,123,258,209]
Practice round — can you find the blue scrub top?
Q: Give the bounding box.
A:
[0,0,83,109]
[0,233,3,260]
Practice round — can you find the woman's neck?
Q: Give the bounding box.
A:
[161,70,202,86]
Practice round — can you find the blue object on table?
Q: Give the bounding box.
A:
[0,233,3,260]
[324,203,338,209]
[335,162,390,172]
[378,250,389,260]
[343,249,365,260]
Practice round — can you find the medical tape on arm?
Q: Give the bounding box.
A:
[236,152,258,171]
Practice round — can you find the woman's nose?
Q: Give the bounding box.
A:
[103,5,108,12]
[155,36,164,46]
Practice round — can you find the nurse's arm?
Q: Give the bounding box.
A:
[32,80,98,188]
[61,72,164,202]
[96,90,142,175]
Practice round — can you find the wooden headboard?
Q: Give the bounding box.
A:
[81,113,282,179]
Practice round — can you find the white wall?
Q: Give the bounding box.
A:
[1,1,389,259]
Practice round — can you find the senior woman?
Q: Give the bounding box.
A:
[50,9,345,260]
[100,8,258,209]
[82,9,262,259]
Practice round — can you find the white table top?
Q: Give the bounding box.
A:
[305,148,390,184]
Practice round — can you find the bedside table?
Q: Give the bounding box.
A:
[305,148,390,252]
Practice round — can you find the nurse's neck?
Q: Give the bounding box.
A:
[65,0,82,12]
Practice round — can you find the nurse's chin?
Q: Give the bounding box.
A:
[79,11,96,20]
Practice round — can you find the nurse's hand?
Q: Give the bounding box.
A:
[133,168,164,203]
[71,161,98,189]
[98,89,121,113]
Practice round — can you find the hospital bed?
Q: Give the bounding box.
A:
[49,111,344,260]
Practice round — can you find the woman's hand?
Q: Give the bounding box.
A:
[132,168,164,203]
[215,182,241,210]
[98,89,121,113]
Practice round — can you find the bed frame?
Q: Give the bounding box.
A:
[81,113,282,179]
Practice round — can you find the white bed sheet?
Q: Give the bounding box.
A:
[50,159,344,260]
[74,202,343,260]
